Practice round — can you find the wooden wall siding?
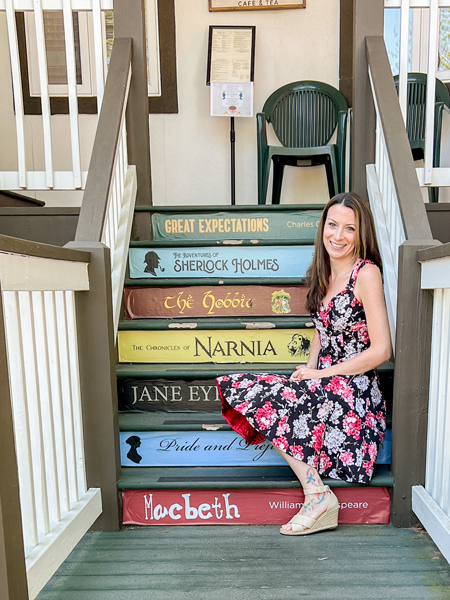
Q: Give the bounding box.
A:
[0,240,103,598]
[413,246,450,564]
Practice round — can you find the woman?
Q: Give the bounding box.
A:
[216,193,392,536]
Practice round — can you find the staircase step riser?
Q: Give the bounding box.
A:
[118,329,315,363]
[118,378,221,412]
[149,210,322,243]
[120,430,392,468]
[128,246,314,280]
[124,285,309,319]
[117,371,393,411]
[122,488,391,526]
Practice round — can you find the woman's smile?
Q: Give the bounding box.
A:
[323,204,356,261]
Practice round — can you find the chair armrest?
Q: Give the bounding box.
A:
[433,102,445,168]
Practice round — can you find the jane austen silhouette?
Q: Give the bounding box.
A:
[126,435,142,464]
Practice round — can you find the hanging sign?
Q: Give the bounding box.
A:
[118,328,315,363]
[118,378,221,412]
[128,246,314,280]
[209,1,305,11]
[211,82,254,117]
[123,285,309,319]
[122,487,390,526]
[120,430,391,467]
[151,211,321,242]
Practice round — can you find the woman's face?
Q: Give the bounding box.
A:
[322,204,357,262]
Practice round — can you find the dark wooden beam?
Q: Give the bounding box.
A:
[352,0,384,195]
[113,0,152,207]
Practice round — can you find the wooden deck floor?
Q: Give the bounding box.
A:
[37,525,450,600]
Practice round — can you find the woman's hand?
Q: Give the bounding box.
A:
[290,366,322,381]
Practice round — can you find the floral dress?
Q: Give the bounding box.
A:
[216,260,386,484]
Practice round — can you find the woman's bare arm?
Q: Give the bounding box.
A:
[290,264,392,381]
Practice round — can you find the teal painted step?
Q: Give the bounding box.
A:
[118,464,393,490]
[116,361,394,379]
[118,317,314,331]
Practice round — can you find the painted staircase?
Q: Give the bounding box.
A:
[116,204,393,527]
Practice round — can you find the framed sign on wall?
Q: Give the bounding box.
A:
[209,0,305,11]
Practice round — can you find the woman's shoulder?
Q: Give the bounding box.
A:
[354,261,382,289]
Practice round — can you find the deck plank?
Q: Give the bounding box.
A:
[37,525,450,600]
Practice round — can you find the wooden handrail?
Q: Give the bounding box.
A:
[418,242,450,262]
[366,36,433,241]
[0,233,90,262]
[75,38,132,242]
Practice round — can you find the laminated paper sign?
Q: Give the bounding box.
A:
[128,246,314,279]
[120,430,391,467]
[123,285,309,318]
[118,378,221,412]
[118,328,315,363]
[151,211,321,242]
[122,487,391,526]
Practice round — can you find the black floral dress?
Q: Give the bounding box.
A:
[217,260,386,484]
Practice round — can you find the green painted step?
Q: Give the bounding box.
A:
[118,411,393,431]
[118,317,314,331]
[118,464,393,490]
[116,361,395,379]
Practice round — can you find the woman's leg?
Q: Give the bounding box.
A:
[274,447,331,532]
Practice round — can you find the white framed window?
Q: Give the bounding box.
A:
[25,10,96,97]
[384,6,450,81]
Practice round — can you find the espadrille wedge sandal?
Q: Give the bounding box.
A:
[280,485,339,536]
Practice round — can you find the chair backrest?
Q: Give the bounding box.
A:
[262,81,348,148]
[393,73,450,142]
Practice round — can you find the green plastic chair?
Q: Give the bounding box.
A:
[257,81,349,204]
[394,73,450,202]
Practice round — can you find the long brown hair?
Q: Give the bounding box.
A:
[306,192,383,313]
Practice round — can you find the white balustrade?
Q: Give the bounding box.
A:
[412,253,450,565]
[385,0,450,194]
[367,65,406,353]
[0,250,101,599]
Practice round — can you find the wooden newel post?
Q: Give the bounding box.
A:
[0,288,29,600]
[65,242,121,531]
[391,239,440,527]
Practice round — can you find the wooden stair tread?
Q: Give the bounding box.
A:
[118,464,393,490]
